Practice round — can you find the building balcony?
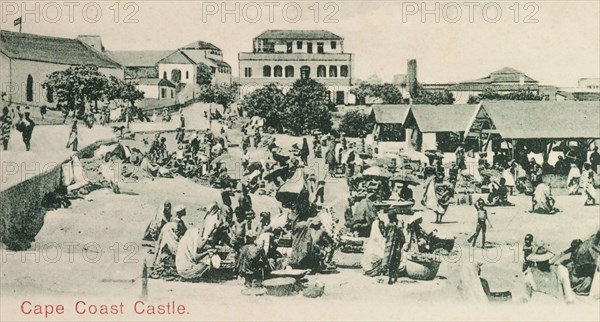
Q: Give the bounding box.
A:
[239,52,352,62]
[238,77,352,87]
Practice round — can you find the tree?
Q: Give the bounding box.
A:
[213,83,240,109]
[120,80,145,107]
[339,110,373,138]
[105,76,144,107]
[196,63,213,85]
[44,65,109,116]
[197,82,240,109]
[350,82,377,105]
[377,83,403,104]
[241,84,286,131]
[412,85,455,105]
[350,82,403,105]
[282,78,333,135]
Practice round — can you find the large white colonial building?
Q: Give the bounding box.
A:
[238,30,354,104]
[158,40,232,85]
[0,30,123,107]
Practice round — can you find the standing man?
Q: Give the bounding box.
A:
[16,108,35,151]
[455,144,466,170]
[1,106,12,151]
[66,120,79,151]
[467,198,492,248]
[589,146,600,174]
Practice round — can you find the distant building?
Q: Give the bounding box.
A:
[158,40,232,85]
[578,78,600,90]
[445,67,540,104]
[136,78,176,100]
[556,78,600,101]
[238,30,354,104]
[0,30,123,107]
[107,50,172,79]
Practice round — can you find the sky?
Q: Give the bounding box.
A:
[1,0,599,87]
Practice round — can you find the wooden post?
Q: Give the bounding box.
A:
[141,259,148,300]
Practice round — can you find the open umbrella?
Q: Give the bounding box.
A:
[390,175,420,186]
[362,166,392,179]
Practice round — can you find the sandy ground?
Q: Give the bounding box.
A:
[1,105,600,321]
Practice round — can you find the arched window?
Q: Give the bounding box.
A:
[185,71,189,79]
[163,71,167,79]
[329,66,338,78]
[26,75,33,102]
[46,87,54,103]
[300,66,311,79]
[285,66,294,78]
[263,65,272,77]
[317,65,326,78]
[274,65,283,78]
[340,65,349,77]
[171,69,181,83]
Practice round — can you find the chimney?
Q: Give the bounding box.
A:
[77,35,104,52]
[407,59,418,98]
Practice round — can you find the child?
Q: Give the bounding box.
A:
[467,198,492,248]
[522,234,535,271]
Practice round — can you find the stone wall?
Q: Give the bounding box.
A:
[0,140,112,250]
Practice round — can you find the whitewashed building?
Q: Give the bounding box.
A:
[137,78,176,100]
[238,30,355,104]
[0,30,123,107]
[158,40,232,85]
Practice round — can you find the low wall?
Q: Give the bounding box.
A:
[0,139,115,250]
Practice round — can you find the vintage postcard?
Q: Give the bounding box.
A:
[0,1,599,321]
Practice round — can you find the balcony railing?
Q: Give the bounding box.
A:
[239,52,352,61]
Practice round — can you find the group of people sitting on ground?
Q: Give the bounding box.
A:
[142,166,339,285]
[520,229,600,303]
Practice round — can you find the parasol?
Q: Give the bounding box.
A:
[390,175,420,186]
[362,166,392,179]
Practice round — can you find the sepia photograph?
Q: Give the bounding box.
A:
[0,1,599,321]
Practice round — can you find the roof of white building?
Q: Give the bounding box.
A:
[158,50,196,65]
[180,40,221,51]
[255,30,343,40]
[107,50,172,67]
[0,30,120,68]
[137,78,176,87]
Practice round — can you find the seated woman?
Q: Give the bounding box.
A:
[143,201,172,242]
[151,205,188,278]
[236,233,275,286]
[523,246,576,304]
[360,210,406,283]
[532,181,559,214]
[345,194,377,237]
[487,178,512,206]
[289,217,332,272]
[361,215,386,277]
[405,214,429,253]
[175,203,224,280]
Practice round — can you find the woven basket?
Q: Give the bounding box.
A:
[406,258,441,281]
